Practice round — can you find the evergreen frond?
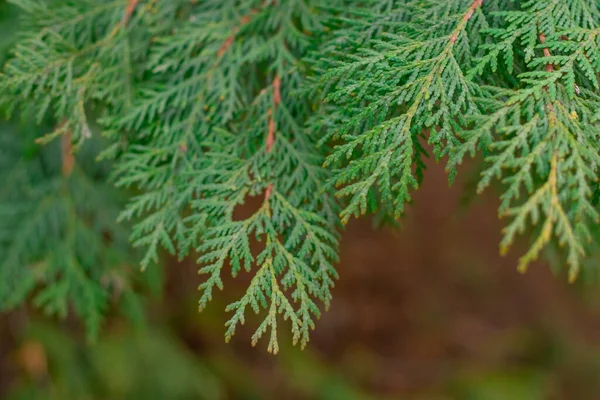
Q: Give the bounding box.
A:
[3,0,600,351]
[0,120,144,341]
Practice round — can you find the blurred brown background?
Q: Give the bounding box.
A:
[2,158,600,400]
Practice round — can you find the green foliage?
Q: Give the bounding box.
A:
[312,0,600,282]
[2,0,600,351]
[108,0,342,352]
[449,0,600,281]
[7,321,221,400]
[309,0,486,222]
[0,118,145,341]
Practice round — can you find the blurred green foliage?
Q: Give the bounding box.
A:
[6,321,220,400]
[5,319,381,400]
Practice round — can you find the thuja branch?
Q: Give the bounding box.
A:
[217,9,259,57]
[264,74,281,203]
[450,0,483,43]
[4,0,600,352]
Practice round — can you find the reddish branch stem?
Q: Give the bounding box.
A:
[61,130,75,177]
[266,109,276,153]
[538,32,555,72]
[123,0,139,26]
[215,3,278,202]
[450,0,483,43]
[272,74,281,107]
[264,74,281,202]
[464,0,483,22]
[539,32,580,96]
[217,12,256,57]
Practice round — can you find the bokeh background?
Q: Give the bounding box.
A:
[2,154,600,400]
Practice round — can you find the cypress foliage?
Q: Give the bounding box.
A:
[2,0,600,352]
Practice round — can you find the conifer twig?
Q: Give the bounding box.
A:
[264,74,281,202]
[538,31,555,101]
[61,133,75,177]
[105,0,139,39]
[123,0,139,26]
[538,31,581,95]
[60,121,75,177]
[217,11,257,57]
[538,32,555,72]
[450,0,483,43]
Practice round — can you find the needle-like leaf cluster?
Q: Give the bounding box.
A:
[2,0,600,351]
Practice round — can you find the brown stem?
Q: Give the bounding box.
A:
[450,0,483,43]
[123,0,139,26]
[537,33,557,112]
[217,36,236,58]
[264,183,274,202]
[61,128,75,177]
[272,74,281,107]
[540,32,582,95]
[264,74,281,202]
[464,0,483,22]
[538,32,555,72]
[217,11,257,57]
[266,109,276,153]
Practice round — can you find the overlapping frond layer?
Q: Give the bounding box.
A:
[2,0,600,350]
[0,122,143,341]
[1,0,182,146]
[451,0,600,279]
[310,0,486,222]
[109,0,342,352]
